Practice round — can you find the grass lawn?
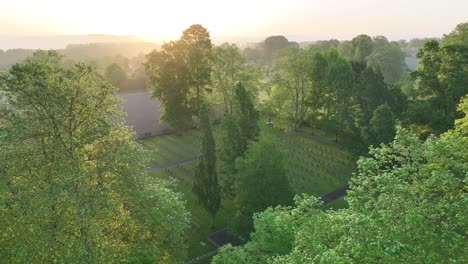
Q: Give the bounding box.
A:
[140,126,223,167]
[277,131,356,197]
[323,197,349,211]
[148,163,235,264]
[141,126,356,262]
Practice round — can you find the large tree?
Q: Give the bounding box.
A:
[273,47,314,126]
[145,24,213,130]
[211,43,253,114]
[323,47,354,141]
[367,42,406,84]
[193,104,221,230]
[213,96,468,263]
[408,22,468,135]
[0,51,189,263]
[234,135,294,233]
[262,36,299,65]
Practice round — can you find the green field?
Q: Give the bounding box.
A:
[141,127,356,262]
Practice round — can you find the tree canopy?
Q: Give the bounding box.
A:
[213,96,468,263]
[145,24,213,130]
[0,51,189,263]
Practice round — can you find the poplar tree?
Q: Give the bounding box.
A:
[193,104,221,229]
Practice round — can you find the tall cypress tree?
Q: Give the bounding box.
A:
[235,82,260,154]
[219,82,260,198]
[193,104,221,229]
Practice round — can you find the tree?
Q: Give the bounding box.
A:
[104,63,128,89]
[234,135,294,233]
[0,51,189,263]
[361,104,396,146]
[367,42,406,84]
[193,104,221,230]
[273,47,314,126]
[313,39,340,51]
[218,83,260,198]
[145,24,213,130]
[234,82,260,154]
[442,22,468,46]
[145,40,192,130]
[218,115,242,197]
[211,43,246,114]
[262,36,298,65]
[213,102,467,263]
[351,34,374,62]
[323,47,354,141]
[180,24,213,106]
[408,23,468,135]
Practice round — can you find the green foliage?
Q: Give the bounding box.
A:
[210,43,261,114]
[234,135,294,233]
[104,63,128,88]
[145,24,213,131]
[351,34,374,62]
[408,23,468,135]
[218,115,242,196]
[212,206,296,264]
[0,51,189,263]
[273,47,315,126]
[361,104,396,146]
[322,47,354,141]
[442,22,468,46]
[262,36,299,65]
[237,84,261,143]
[367,42,406,84]
[218,83,260,198]
[193,104,221,229]
[213,106,467,263]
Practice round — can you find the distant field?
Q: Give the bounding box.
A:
[141,127,356,261]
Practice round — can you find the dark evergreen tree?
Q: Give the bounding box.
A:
[193,104,221,229]
[235,82,260,153]
[219,82,260,198]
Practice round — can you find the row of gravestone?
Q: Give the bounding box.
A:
[157,141,189,159]
[290,172,342,185]
[288,153,352,170]
[283,141,350,158]
[282,137,353,161]
[288,158,351,176]
[287,147,353,167]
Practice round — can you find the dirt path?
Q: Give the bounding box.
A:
[146,156,197,172]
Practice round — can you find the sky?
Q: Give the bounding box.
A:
[1,0,467,42]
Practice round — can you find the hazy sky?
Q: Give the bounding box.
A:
[1,0,467,41]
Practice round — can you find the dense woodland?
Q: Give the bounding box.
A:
[0,22,467,263]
